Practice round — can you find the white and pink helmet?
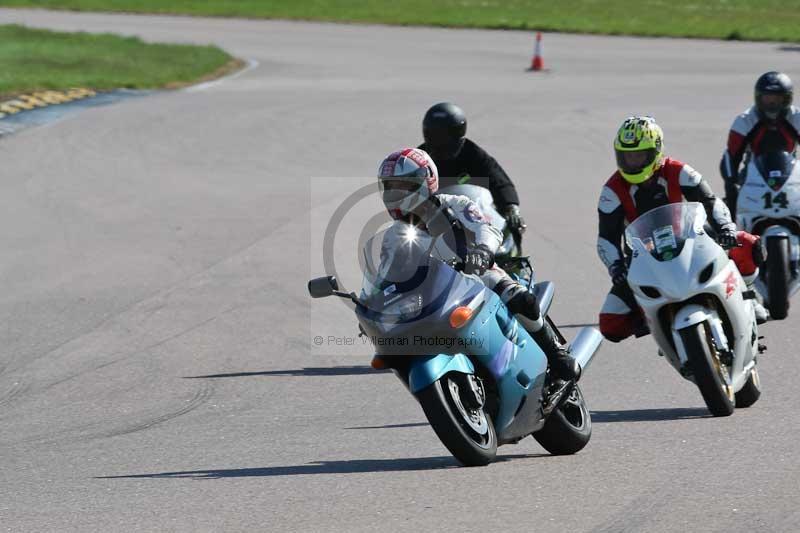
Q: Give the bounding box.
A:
[378,148,439,218]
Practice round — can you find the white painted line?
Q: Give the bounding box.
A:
[185,58,259,92]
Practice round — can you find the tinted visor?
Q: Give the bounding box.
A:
[380,174,426,206]
[616,148,657,175]
[757,93,791,117]
[423,127,463,159]
[381,179,422,192]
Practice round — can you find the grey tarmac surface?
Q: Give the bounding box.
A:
[0,8,798,532]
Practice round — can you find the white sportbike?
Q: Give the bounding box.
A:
[625,203,763,416]
[736,150,800,319]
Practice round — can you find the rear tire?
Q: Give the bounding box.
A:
[766,236,790,320]
[417,373,497,466]
[679,323,735,417]
[735,366,762,408]
[532,384,592,455]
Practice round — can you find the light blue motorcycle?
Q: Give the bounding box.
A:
[308,226,602,466]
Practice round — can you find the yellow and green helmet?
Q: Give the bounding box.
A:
[614,116,664,184]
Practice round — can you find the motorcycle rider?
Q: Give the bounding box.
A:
[418,102,527,235]
[598,116,767,342]
[721,71,800,217]
[375,147,580,380]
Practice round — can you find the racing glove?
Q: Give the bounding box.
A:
[503,204,527,234]
[716,225,739,250]
[608,260,628,286]
[463,244,494,276]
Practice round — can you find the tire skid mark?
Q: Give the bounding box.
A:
[22,313,223,398]
[0,380,27,407]
[1,382,213,448]
[0,309,225,442]
[97,381,214,439]
[9,217,287,376]
[5,416,102,448]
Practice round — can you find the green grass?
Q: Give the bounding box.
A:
[0,24,234,97]
[0,0,799,42]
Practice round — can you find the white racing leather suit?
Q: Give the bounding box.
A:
[380,193,544,331]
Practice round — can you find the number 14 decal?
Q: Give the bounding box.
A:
[762,191,789,209]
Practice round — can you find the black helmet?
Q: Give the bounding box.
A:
[755,71,793,120]
[422,102,467,160]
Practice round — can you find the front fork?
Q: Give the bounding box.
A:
[671,304,731,375]
[407,353,475,394]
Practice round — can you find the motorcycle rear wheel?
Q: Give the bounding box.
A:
[532,384,592,455]
[417,373,497,466]
[679,322,735,417]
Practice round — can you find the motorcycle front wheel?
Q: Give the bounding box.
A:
[532,384,592,455]
[679,322,735,417]
[417,373,497,466]
[735,366,762,408]
[766,236,791,320]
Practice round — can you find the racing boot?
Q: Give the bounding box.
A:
[502,285,581,381]
[531,321,582,382]
[743,271,770,325]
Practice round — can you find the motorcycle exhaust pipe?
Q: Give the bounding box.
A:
[570,327,603,372]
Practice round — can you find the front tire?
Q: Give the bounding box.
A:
[417,373,497,466]
[532,384,592,455]
[735,366,762,408]
[766,236,791,320]
[679,323,735,417]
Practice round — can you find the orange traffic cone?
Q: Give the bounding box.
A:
[529,32,544,71]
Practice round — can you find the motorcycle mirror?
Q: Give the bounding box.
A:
[308,276,339,298]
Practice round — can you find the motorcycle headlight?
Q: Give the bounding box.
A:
[383,294,423,322]
[698,261,716,284]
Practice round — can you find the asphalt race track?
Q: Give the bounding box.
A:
[0,9,798,532]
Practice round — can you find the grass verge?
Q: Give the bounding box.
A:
[0,23,235,97]
[0,0,799,42]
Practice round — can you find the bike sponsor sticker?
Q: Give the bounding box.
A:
[724,271,737,298]
[653,225,677,253]
[464,204,487,223]
[623,129,636,143]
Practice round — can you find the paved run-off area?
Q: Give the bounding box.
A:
[0,8,798,532]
